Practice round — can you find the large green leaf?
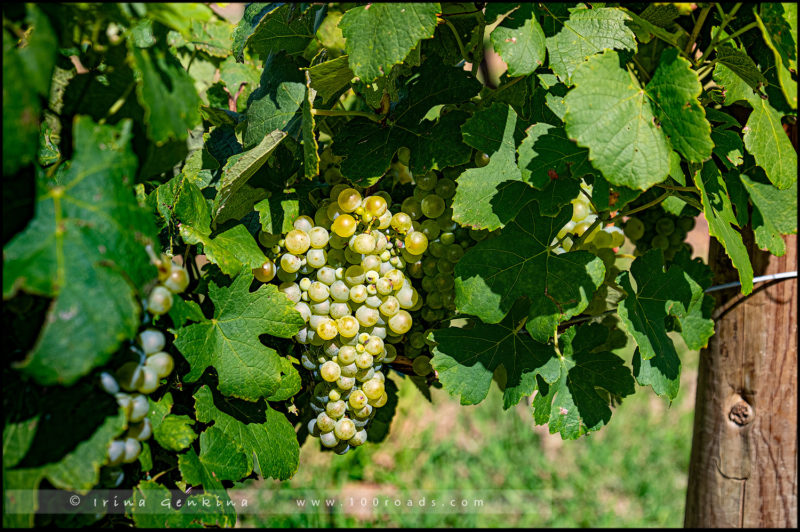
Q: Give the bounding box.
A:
[696,163,754,294]
[517,122,592,189]
[339,3,440,82]
[305,55,354,103]
[739,171,798,256]
[130,43,201,145]
[451,103,532,230]
[532,324,635,439]
[545,6,637,84]
[563,51,671,190]
[430,300,560,407]
[148,393,198,452]
[490,3,546,77]
[3,381,126,527]
[173,271,304,401]
[755,4,798,109]
[233,3,322,61]
[742,95,797,190]
[455,201,605,342]
[194,385,300,480]
[645,48,712,162]
[180,223,267,277]
[3,119,157,386]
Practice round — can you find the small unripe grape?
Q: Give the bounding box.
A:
[677,216,695,232]
[145,352,174,379]
[253,260,277,283]
[137,366,160,394]
[117,362,145,392]
[147,286,173,316]
[128,418,152,441]
[651,234,670,251]
[655,217,675,236]
[129,394,149,423]
[365,270,380,284]
[122,437,142,463]
[320,360,342,382]
[421,194,446,219]
[338,188,362,213]
[624,217,645,241]
[474,151,490,167]
[276,267,297,283]
[99,372,120,395]
[397,146,411,165]
[435,178,456,199]
[412,355,433,376]
[349,390,369,410]
[571,201,590,223]
[332,214,357,237]
[317,319,339,341]
[164,265,190,294]
[401,197,423,220]
[383,344,397,363]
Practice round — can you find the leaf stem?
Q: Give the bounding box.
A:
[312,109,382,123]
[612,191,670,221]
[684,5,712,60]
[713,21,758,49]
[697,3,743,64]
[656,184,698,193]
[443,18,469,62]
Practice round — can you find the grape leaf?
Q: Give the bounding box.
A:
[304,55,354,103]
[130,43,201,145]
[517,122,591,189]
[740,171,798,256]
[742,94,797,190]
[590,175,641,212]
[3,118,157,386]
[333,59,481,184]
[129,480,232,528]
[563,51,671,190]
[148,393,198,452]
[646,48,713,163]
[455,201,605,342]
[213,129,287,224]
[180,223,267,277]
[695,162,754,294]
[715,45,768,92]
[194,385,300,480]
[189,18,234,58]
[243,53,305,149]
[339,3,440,82]
[430,300,561,407]
[711,128,744,169]
[532,324,635,439]
[545,7,637,84]
[668,248,716,351]
[490,3,546,77]
[266,357,302,402]
[255,193,302,235]
[179,427,249,485]
[3,382,126,527]
[233,3,321,61]
[173,271,304,401]
[756,4,798,109]
[452,103,532,230]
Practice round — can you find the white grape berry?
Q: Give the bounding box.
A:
[138,328,166,355]
[117,362,145,392]
[334,418,356,440]
[164,265,190,294]
[147,285,173,315]
[99,372,120,395]
[145,352,174,379]
[129,394,149,423]
[107,440,126,466]
[320,431,339,448]
[122,437,142,463]
[127,418,152,441]
[137,366,160,394]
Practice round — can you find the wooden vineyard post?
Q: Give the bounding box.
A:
[684,230,797,527]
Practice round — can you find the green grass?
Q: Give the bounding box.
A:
[239,337,697,528]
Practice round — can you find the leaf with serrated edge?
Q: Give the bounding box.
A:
[430,300,560,407]
[490,4,546,77]
[517,122,591,189]
[304,56,355,103]
[194,385,300,480]
[339,3,440,82]
[129,480,233,528]
[173,272,304,401]
[180,224,267,277]
[3,118,157,386]
[532,324,635,439]
[237,4,321,61]
[646,48,712,162]
[546,7,637,83]
[455,201,605,342]
[564,51,671,190]
[695,162,754,294]
[743,94,797,190]
[740,171,798,256]
[148,393,198,452]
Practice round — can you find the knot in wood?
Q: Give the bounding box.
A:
[728,400,753,426]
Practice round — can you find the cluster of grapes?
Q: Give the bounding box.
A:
[253,186,440,452]
[98,255,188,466]
[550,181,626,255]
[623,204,695,262]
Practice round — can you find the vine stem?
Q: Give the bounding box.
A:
[442,18,468,61]
[684,5,712,60]
[312,108,382,123]
[611,191,671,222]
[656,184,698,193]
[697,2,743,64]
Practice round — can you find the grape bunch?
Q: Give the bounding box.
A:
[550,181,625,255]
[623,201,695,262]
[254,186,435,452]
[99,254,187,467]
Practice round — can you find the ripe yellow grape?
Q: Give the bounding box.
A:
[388,310,413,334]
[337,188,362,213]
[320,360,341,381]
[317,318,339,341]
[337,316,360,337]
[362,378,385,400]
[391,212,413,233]
[253,260,277,282]
[293,215,314,233]
[332,214,357,237]
[404,231,429,255]
[351,233,376,254]
[364,195,388,217]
